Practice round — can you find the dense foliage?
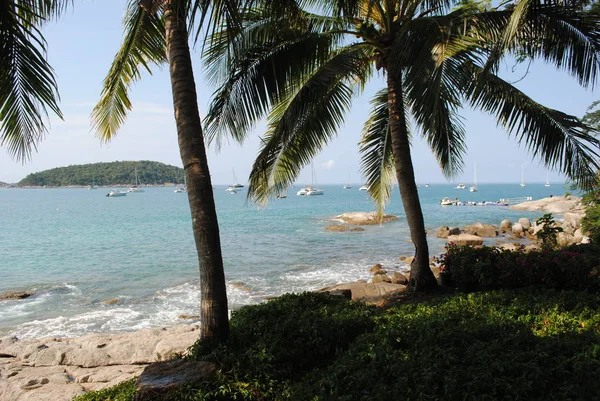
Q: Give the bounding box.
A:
[18,161,184,187]
[76,289,600,401]
[438,244,600,291]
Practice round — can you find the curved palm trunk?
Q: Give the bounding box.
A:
[164,0,229,342]
[385,69,437,292]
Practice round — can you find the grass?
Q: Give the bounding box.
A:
[74,288,600,401]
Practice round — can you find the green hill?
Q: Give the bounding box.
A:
[18,161,184,187]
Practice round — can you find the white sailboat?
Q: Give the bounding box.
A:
[359,185,369,191]
[469,163,478,192]
[128,169,145,193]
[174,173,187,193]
[456,183,466,189]
[226,169,244,191]
[106,189,127,197]
[306,163,324,196]
[88,177,97,190]
[545,173,551,187]
[520,164,526,187]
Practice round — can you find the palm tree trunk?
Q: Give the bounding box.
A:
[385,69,437,291]
[164,0,229,342]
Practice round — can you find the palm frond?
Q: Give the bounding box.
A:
[359,88,396,219]
[0,0,62,161]
[463,61,600,189]
[247,45,373,204]
[91,0,166,141]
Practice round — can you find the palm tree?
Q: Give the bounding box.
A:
[204,0,600,291]
[91,0,241,343]
[0,0,71,160]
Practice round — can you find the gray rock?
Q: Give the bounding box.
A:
[391,272,408,285]
[136,360,217,401]
[333,212,398,225]
[0,291,33,301]
[517,218,531,230]
[318,282,407,303]
[447,234,483,246]
[574,228,584,244]
[512,223,524,236]
[499,220,512,232]
[464,222,497,237]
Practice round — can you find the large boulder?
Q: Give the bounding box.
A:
[517,218,531,230]
[558,232,576,247]
[563,212,582,229]
[136,360,217,401]
[464,222,498,237]
[499,220,512,232]
[509,196,582,213]
[333,212,398,225]
[372,274,392,283]
[437,226,461,238]
[391,272,408,285]
[574,228,584,244]
[447,234,483,246]
[0,290,33,301]
[318,282,407,303]
[512,223,524,236]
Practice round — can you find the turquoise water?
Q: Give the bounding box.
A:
[0,183,562,338]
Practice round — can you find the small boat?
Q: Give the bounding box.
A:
[439,197,455,206]
[469,162,478,192]
[520,164,526,187]
[343,184,352,189]
[228,169,244,189]
[128,168,145,193]
[425,184,430,188]
[277,193,287,198]
[456,184,466,189]
[306,189,324,196]
[545,173,550,187]
[88,177,97,190]
[297,187,309,196]
[229,190,237,194]
[174,187,187,193]
[359,185,369,191]
[106,189,127,197]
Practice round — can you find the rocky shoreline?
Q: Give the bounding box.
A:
[0,325,200,401]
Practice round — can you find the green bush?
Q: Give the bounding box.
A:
[438,244,600,291]
[535,213,563,250]
[582,203,600,244]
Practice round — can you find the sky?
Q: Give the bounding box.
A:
[1,1,599,185]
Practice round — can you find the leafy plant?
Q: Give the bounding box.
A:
[535,213,563,250]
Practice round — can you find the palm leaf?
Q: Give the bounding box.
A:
[91,0,166,141]
[359,88,396,219]
[247,45,373,204]
[0,0,63,161]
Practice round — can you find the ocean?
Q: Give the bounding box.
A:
[0,183,564,338]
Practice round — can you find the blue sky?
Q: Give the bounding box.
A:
[1,1,598,185]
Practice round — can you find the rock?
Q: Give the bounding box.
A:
[447,234,483,246]
[100,298,119,305]
[0,290,33,301]
[369,264,383,273]
[325,225,365,232]
[372,274,392,283]
[391,272,408,285]
[398,256,406,261]
[563,212,582,229]
[574,228,584,243]
[517,218,531,230]
[436,226,461,238]
[373,269,388,275]
[512,223,524,236]
[498,243,519,251]
[136,360,217,400]
[509,196,582,214]
[464,222,498,237]
[404,256,415,266]
[324,289,352,299]
[582,236,591,244]
[333,212,398,225]
[177,315,200,320]
[318,282,407,303]
[558,232,576,247]
[499,220,512,232]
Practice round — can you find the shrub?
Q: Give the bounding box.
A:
[535,213,563,250]
[438,244,600,292]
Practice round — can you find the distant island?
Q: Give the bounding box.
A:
[0,181,11,188]
[18,161,184,187]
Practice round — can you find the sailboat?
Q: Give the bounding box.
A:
[545,173,551,187]
[469,163,478,192]
[306,163,324,196]
[128,168,145,193]
[226,169,244,191]
[88,177,97,190]
[174,173,187,193]
[520,164,526,187]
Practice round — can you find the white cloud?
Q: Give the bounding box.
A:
[322,160,335,170]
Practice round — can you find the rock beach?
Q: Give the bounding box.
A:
[0,324,200,401]
[333,212,398,225]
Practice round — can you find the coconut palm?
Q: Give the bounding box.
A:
[0,0,72,160]
[91,0,243,343]
[204,0,600,291]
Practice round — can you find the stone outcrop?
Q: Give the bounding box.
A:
[0,291,33,301]
[325,225,365,232]
[512,223,524,236]
[447,234,483,246]
[318,282,407,303]
[517,218,531,230]
[391,272,408,285]
[509,196,582,214]
[333,212,398,225]
[136,359,217,400]
[436,226,461,238]
[499,220,512,232]
[0,325,200,401]
[464,222,498,237]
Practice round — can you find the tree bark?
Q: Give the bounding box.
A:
[385,69,437,291]
[164,0,229,342]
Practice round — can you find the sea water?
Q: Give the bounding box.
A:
[0,183,565,338]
